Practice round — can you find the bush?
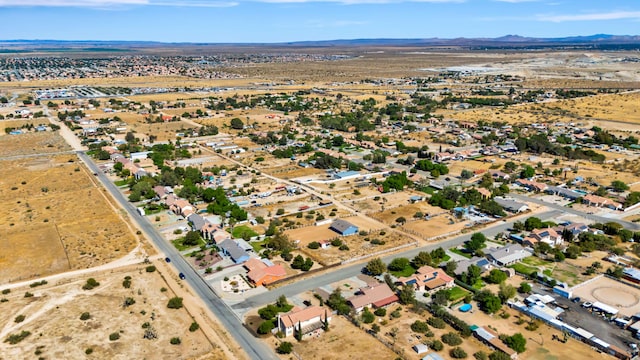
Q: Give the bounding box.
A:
[189,322,200,332]
[411,320,430,333]
[442,332,462,346]
[427,316,446,329]
[374,308,387,317]
[339,244,350,251]
[109,332,120,341]
[450,347,468,359]
[1,289,9,294]
[308,241,320,249]
[4,330,31,344]
[276,341,293,354]
[430,339,444,351]
[474,351,488,360]
[123,276,132,288]
[258,320,275,334]
[14,314,25,323]
[24,292,34,298]
[167,297,183,309]
[362,309,375,323]
[80,312,91,320]
[145,265,156,273]
[85,348,93,355]
[170,337,181,345]
[83,278,100,290]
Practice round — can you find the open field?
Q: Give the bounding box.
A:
[271,316,398,360]
[571,276,640,317]
[0,263,220,360]
[0,131,71,157]
[0,155,138,284]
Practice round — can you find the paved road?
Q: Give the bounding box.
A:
[231,209,563,312]
[76,151,277,360]
[509,193,640,230]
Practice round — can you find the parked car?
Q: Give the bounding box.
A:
[572,297,581,303]
[179,273,186,280]
[582,301,593,308]
[165,257,171,263]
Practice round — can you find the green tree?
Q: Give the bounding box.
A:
[412,251,432,267]
[388,257,410,272]
[518,282,532,294]
[183,231,201,246]
[276,341,293,354]
[450,347,468,359]
[465,233,486,253]
[611,180,629,192]
[498,283,516,302]
[487,269,508,284]
[230,118,244,129]
[365,258,386,276]
[399,285,416,305]
[503,333,526,353]
[167,297,183,309]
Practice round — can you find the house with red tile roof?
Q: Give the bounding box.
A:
[583,194,623,210]
[398,265,454,293]
[244,258,287,286]
[347,282,399,313]
[277,306,331,338]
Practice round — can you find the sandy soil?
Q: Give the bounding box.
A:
[571,276,640,317]
[0,155,138,284]
[0,263,220,360]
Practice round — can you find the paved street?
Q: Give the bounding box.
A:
[231,209,563,312]
[76,151,277,360]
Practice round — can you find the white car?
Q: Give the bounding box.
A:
[582,301,593,308]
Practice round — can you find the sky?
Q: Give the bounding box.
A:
[0,0,638,43]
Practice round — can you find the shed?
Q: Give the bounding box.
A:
[413,344,429,354]
[329,219,359,236]
[592,302,619,316]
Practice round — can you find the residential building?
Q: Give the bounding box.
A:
[583,194,623,210]
[485,244,531,266]
[545,186,582,201]
[516,179,548,192]
[244,258,286,286]
[277,306,331,338]
[494,197,529,213]
[218,239,250,264]
[523,227,562,247]
[454,256,492,277]
[347,282,399,313]
[398,266,454,293]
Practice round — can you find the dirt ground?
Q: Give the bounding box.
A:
[0,131,71,157]
[270,316,398,360]
[0,155,138,284]
[0,263,222,360]
[571,276,640,317]
[455,305,613,360]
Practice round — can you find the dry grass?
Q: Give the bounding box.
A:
[0,156,137,284]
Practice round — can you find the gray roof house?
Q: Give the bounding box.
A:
[494,197,529,213]
[187,213,207,231]
[454,256,492,276]
[218,239,250,264]
[545,186,582,200]
[329,219,359,236]
[486,244,531,266]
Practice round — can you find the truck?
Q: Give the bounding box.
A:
[298,205,310,211]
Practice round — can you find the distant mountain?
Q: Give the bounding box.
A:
[1,34,640,49]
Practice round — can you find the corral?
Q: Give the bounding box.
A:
[570,276,640,317]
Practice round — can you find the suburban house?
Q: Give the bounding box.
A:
[488,170,510,181]
[187,213,207,231]
[473,326,518,359]
[244,258,286,286]
[494,197,529,213]
[454,256,492,277]
[545,186,582,201]
[523,227,563,247]
[475,187,492,200]
[582,194,623,211]
[170,199,195,217]
[329,219,359,236]
[486,244,531,266]
[277,306,331,338]
[200,223,221,241]
[516,179,548,192]
[218,239,250,264]
[347,282,399,313]
[398,266,455,293]
[556,222,589,237]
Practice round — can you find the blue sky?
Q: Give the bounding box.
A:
[0,0,638,43]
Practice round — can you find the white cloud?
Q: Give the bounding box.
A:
[0,0,237,7]
[538,11,640,22]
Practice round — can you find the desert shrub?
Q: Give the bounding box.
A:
[427,317,446,329]
[4,331,31,344]
[276,341,293,354]
[80,312,91,320]
[170,337,181,345]
[308,241,320,249]
[258,320,275,334]
[189,322,200,332]
[24,292,34,298]
[123,276,132,288]
[83,278,100,290]
[362,309,375,323]
[374,308,387,316]
[145,265,156,273]
[442,332,462,346]
[109,332,120,341]
[411,320,430,333]
[450,347,468,358]
[167,297,183,309]
[1,289,10,294]
[85,348,93,355]
[14,315,25,323]
[430,339,444,351]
